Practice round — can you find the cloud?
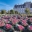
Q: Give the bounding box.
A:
[0,2,13,10]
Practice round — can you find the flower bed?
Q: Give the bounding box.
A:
[0,15,32,32]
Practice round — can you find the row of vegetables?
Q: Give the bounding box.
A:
[0,15,32,32]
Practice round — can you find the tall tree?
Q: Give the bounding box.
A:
[1,10,6,14]
[25,8,30,14]
[7,10,10,14]
[15,11,19,14]
[10,10,15,14]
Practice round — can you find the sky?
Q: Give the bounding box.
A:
[0,0,32,10]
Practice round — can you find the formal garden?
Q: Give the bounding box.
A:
[0,8,32,32]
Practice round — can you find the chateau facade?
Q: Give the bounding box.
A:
[13,2,32,13]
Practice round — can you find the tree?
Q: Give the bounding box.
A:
[15,11,19,14]
[25,8,30,14]
[10,10,15,14]
[0,12,1,14]
[1,10,6,14]
[7,10,10,14]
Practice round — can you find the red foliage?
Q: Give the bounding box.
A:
[5,24,12,29]
[22,20,28,26]
[18,25,24,30]
[28,25,32,30]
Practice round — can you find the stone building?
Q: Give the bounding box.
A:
[13,2,32,13]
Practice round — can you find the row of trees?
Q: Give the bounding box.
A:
[0,8,30,14]
[0,10,19,14]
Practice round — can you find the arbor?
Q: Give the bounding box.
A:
[25,8,30,14]
[1,10,6,14]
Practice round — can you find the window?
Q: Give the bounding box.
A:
[30,3,32,8]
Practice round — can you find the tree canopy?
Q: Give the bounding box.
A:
[25,8,30,14]
[1,10,6,14]
[0,9,19,14]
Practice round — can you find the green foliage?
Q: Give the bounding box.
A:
[7,10,10,14]
[10,10,15,14]
[25,8,30,14]
[1,10,6,14]
[15,11,19,14]
[0,9,20,14]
